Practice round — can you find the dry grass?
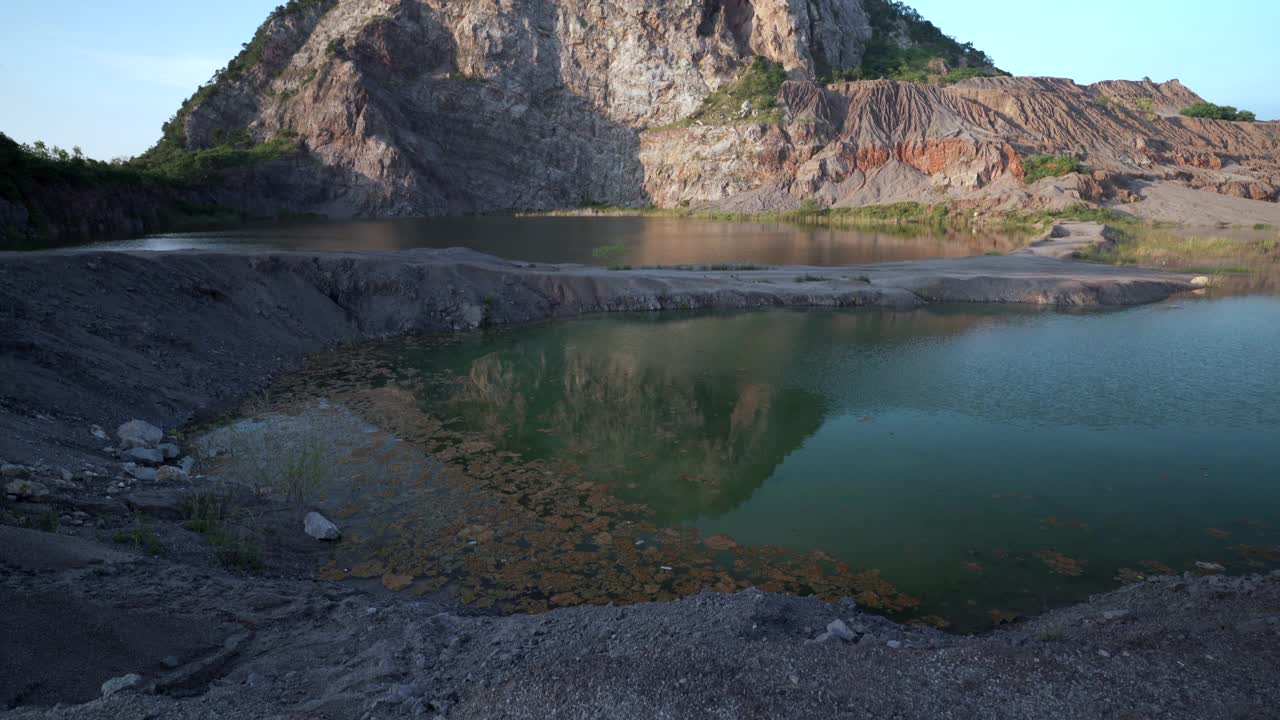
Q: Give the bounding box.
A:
[1086,229,1280,273]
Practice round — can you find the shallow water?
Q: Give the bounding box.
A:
[264,294,1280,630]
[80,216,1022,266]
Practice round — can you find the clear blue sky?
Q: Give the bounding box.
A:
[2,1,1277,160]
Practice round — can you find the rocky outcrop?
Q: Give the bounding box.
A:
[100,1,1280,218]
[643,76,1280,211]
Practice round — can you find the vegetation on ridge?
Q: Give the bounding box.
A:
[1180,102,1257,122]
[674,57,788,127]
[822,0,1002,84]
[1021,154,1089,184]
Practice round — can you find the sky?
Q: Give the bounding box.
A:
[1,0,1277,160]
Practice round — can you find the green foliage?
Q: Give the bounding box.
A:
[1021,154,1088,184]
[679,57,787,126]
[1180,102,1257,122]
[132,134,301,185]
[826,0,1001,83]
[113,517,165,556]
[182,490,262,574]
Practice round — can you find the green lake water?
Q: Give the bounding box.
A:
[328,296,1280,629]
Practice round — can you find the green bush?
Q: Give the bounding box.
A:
[824,0,1001,84]
[678,57,787,126]
[1021,154,1088,183]
[1180,102,1257,122]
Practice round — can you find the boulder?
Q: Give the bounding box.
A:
[5,479,49,500]
[117,420,163,449]
[304,511,341,541]
[157,443,181,460]
[127,447,166,466]
[154,466,189,483]
[179,456,196,475]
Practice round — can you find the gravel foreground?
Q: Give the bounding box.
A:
[2,528,1277,720]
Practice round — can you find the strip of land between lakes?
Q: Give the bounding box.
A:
[0,222,1195,464]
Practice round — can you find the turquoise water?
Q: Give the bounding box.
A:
[369,296,1280,627]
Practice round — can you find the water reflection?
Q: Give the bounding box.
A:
[82,216,1023,266]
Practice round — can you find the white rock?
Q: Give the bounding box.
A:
[90,424,109,441]
[1195,561,1226,573]
[304,511,342,541]
[100,673,142,698]
[117,420,163,449]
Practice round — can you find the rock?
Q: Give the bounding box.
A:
[127,447,166,465]
[123,464,158,482]
[100,673,143,698]
[59,469,74,482]
[155,466,189,483]
[90,424,108,440]
[179,456,196,475]
[1102,609,1132,621]
[304,511,341,541]
[886,640,902,649]
[1190,276,1212,287]
[5,479,49,500]
[1,463,30,479]
[826,619,855,642]
[117,420,163,449]
[1195,561,1226,573]
[157,443,181,460]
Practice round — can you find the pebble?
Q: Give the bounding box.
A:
[90,425,109,440]
[1098,649,1111,658]
[886,640,902,649]
[1102,610,1131,621]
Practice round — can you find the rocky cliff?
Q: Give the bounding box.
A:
[129,0,1280,217]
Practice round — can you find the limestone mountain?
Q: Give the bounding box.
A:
[148,0,1010,215]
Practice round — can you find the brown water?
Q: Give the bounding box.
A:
[81,216,1023,266]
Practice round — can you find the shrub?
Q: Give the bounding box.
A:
[1180,102,1257,122]
[679,56,787,126]
[1021,154,1087,183]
